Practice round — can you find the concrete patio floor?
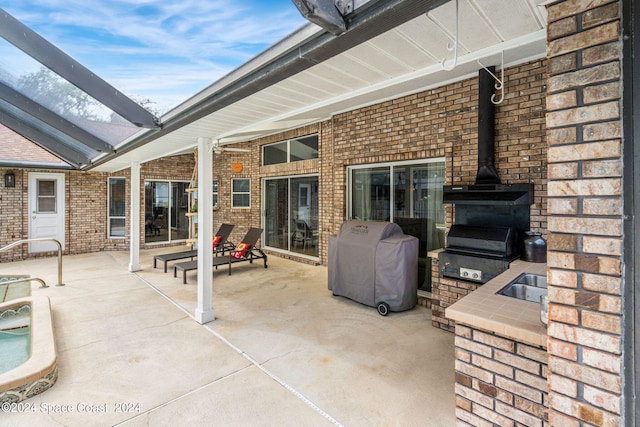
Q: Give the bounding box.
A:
[0,248,455,426]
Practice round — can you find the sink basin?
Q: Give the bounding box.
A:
[496,273,547,303]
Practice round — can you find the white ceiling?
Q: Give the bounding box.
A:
[92,0,547,172]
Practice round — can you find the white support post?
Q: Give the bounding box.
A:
[195,137,215,323]
[129,161,141,272]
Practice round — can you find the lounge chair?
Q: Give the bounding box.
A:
[174,227,267,284]
[153,223,235,273]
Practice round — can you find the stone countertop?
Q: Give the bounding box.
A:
[445,260,548,348]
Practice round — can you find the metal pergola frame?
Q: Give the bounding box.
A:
[0,7,160,169]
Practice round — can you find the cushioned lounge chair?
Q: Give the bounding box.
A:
[174,227,267,284]
[153,223,235,273]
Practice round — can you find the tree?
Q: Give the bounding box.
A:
[17,67,160,122]
[17,67,99,120]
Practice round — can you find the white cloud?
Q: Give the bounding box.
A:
[2,0,307,112]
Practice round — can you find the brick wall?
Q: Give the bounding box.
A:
[0,153,194,262]
[454,324,548,426]
[0,169,26,262]
[545,0,624,425]
[0,168,108,260]
[68,171,107,254]
[394,60,547,332]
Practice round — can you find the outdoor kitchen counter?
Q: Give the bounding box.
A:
[445,260,548,348]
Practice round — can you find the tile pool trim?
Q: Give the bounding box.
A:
[0,296,57,403]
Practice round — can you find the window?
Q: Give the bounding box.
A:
[231,178,251,208]
[108,177,126,237]
[213,179,218,208]
[37,179,57,213]
[263,135,318,165]
[348,159,445,292]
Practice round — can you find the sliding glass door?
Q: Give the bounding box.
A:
[264,175,319,258]
[144,180,190,243]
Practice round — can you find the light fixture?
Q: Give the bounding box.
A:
[4,171,15,188]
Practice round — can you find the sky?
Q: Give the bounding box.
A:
[1,0,308,114]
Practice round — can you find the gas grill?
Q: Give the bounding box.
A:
[439,224,518,284]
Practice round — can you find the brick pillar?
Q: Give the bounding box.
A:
[545,1,624,425]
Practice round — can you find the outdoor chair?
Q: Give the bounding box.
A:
[173,227,267,284]
[154,223,235,273]
[291,219,318,249]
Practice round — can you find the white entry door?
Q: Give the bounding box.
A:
[28,172,65,253]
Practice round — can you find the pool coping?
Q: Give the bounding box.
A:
[0,296,58,402]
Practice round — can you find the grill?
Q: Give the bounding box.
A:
[439,224,518,284]
[437,66,533,284]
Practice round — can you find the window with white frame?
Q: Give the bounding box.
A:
[213,179,218,208]
[231,178,251,208]
[108,177,126,237]
[262,134,318,165]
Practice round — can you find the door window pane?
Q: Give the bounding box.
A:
[264,176,319,258]
[351,167,390,221]
[145,181,168,242]
[171,182,190,241]
[37,179,56,213]
[264,179,288,250]
[291,177,318,257]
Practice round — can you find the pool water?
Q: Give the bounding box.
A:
[0,305,31,374]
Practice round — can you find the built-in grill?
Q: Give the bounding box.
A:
[439,224,517,283]
[438,65,533,284]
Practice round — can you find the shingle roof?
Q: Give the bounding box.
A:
[0,123,69,165]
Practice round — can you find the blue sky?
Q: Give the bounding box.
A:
[2,0,308,113]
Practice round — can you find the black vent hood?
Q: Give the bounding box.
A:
[444,66,533,206]
[443,183,533,205]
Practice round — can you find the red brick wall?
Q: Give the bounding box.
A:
[545,0,624,425]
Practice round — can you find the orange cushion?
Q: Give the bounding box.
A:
[231,242,250,259]
[212,235,222,250]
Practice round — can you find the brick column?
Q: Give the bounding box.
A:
[545,1,624,425]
